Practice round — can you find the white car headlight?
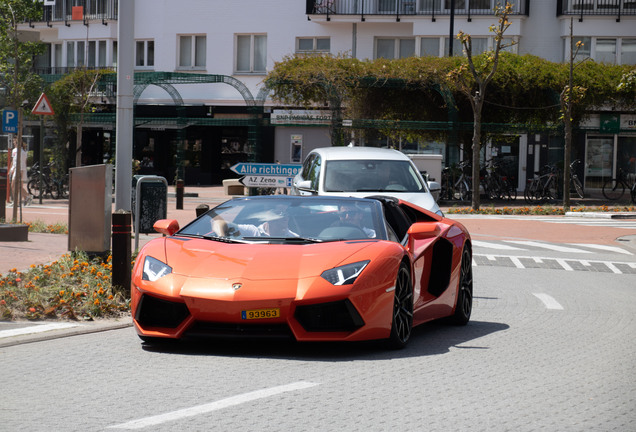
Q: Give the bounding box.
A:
[320,260,369,286]
[142,256,172,281]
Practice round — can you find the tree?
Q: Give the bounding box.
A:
[0,0,44,221]
[447,2,515,210]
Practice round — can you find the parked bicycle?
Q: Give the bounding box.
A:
[482,159,517,201]
[440,160,472,202]
[602,168,635,201]
[524,164,558,204]
[569,159,585,199]
[27,162,69,200]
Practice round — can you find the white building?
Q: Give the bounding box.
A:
[19,0,636,190]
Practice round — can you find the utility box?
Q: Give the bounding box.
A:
[68,164,113,253]
[408,154,443,182]
[132,175,168,234]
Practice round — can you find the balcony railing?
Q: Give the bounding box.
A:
[558,0,636,20]
[41,0,118,24]
[306,0,529,20]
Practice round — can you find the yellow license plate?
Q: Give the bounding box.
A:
[241,308,280,320]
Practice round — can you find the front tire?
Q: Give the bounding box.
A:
[449,245,473,326]
[386,262,413,349]
[602,179,624,200]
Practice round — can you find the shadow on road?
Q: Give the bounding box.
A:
[140,320,509,360]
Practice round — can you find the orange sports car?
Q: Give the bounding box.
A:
[131,195,472,348]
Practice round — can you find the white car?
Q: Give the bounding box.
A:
[291,146,443,216]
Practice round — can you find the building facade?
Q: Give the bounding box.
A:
[16,0,636,191]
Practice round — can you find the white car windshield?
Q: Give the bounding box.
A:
[178,196,388,242]
[323,160,425,193]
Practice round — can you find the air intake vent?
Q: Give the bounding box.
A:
[135,294,190,329]
[295,299,364,332]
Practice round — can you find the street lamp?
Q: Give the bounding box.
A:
[448,0,455,56]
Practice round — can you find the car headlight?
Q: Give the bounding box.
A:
[320,260,369,286]
[142,256,172,281]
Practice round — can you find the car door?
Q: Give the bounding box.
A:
[292,153,322,195]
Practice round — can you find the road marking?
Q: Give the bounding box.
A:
[108,381,318,430]
[472,240,524,250]
[605,262,622,274]
[509,256,525,269]
[533,293,564,310]
[556,259,573,271]
[504,240,592,254]
[568,243,633,255]
[0,322,80,339]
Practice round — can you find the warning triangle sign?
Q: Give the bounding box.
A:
[32,93,55,115]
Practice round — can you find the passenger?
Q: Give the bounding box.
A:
[333,204,376,238]
[212,208,298,238]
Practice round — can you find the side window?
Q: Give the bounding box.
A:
[307,155,322,190]
[300,154,316,180]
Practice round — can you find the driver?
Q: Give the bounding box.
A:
[333,204,376,238]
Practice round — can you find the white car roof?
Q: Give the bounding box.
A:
[309,146,411,162]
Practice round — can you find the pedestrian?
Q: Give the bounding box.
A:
[8,137,31,207]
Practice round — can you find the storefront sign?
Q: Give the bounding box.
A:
[620,114,636,130]
[271,110,331,125]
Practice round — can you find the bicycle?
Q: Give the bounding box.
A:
[569,159,584,199]
[602,168,634,201]
[524,164,558,204]
[482,159,517,201]
[27,162,67,200]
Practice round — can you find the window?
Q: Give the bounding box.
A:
[571,37,591,62]
[420,38,440,57]
[376,38,415,59]
[179,35,206,69]
[297,37,330,53]
[596,38,616,64]
[236,34,267,73]
[136,40,155,68]
[622,39,636,65]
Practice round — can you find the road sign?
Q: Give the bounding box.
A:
[231,162,301,177]
[2,109,18,133]
[239,175,293,188]
[32,93,54,115]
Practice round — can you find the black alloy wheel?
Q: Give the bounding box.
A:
[387,262,413,349]
[449,245,473,325]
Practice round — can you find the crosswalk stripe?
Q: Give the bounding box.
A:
[472,240,524,250]
[503,240,593,253]
[568,243,633,255]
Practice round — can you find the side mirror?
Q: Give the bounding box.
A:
[154,219,180,236]
[295,180,315,193]
[407,222,440,240]
[427,181,441,202]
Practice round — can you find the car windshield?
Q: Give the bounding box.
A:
[178,196,388,242]
[323,160,425,193]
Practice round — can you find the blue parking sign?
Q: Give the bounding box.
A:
[2,109,18,134]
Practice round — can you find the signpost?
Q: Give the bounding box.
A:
[2,109,18,133]
[32,93,55,204]
[239,175,294,188]
[230,163,300,193]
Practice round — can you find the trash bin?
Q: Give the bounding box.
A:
[132,175,168,234]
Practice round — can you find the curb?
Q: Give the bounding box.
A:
[0,318,132,348]
[565,212,636,219]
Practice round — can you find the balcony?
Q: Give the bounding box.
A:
[41,0,118,24]
[557,0,636,21]
[306,0,529,21]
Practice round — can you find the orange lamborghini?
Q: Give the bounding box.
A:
[131,195,472,348]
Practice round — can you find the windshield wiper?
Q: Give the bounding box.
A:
[174,233,246,244]
[242,236,324,243]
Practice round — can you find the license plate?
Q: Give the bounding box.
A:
[241,308,280,320]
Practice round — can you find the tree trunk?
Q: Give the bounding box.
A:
[471,99,483,210]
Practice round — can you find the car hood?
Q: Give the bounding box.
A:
[159,236,375,280]
[318,191,441,215]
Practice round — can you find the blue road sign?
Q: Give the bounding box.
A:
[2,109,18,134]
[231,163,301,177]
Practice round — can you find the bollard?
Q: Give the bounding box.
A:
[0,176,6,221]
[196,204,209,217]
[112,211,132,295]
[176,179,184,209]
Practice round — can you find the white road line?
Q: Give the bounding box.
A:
[605,262,622,274]
[533,293,564,310]
[108,381,319,430]
[509,256,525,269]
[0,322,80,339]
[556,259,574,271]
[568,243,633,255]
[472,240,525,251]
[504,240,592,254]
[533,257,543,263]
